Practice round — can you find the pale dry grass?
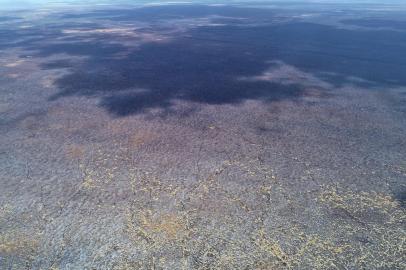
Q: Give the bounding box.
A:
[65,144,85,160]
[0,230,39,255]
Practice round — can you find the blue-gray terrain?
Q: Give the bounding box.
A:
[0,1,405,269]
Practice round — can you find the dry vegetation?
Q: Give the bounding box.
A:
[1,2,406,269]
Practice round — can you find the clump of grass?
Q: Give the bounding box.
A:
[316,185,406,269]
[0,230,39,254]
[0,229,41,268]
[319,186,402,218]
[126,208,188,243]
[66,144,85,160]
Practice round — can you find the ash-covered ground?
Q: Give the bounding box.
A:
[0,1,405,269]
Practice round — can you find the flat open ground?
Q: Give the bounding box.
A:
[0,1,405,269]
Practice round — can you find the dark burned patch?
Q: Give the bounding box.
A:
[41,59,75,69]
[393,188,406,208]
[341,18,406,31]
[2,5,406,117]
[256,126,284,135]
[0,16,20,22]
[41,21,406,115]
